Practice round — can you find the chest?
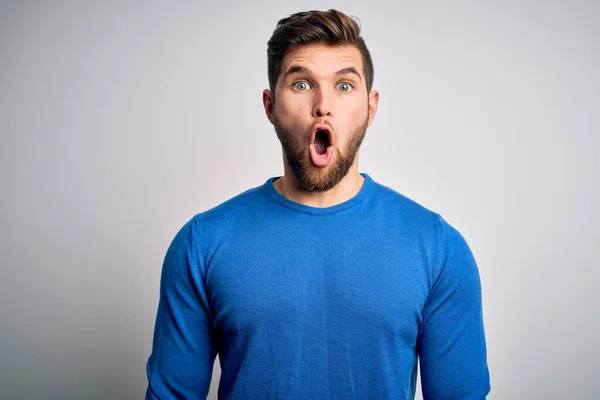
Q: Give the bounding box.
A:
[205,223,431,343]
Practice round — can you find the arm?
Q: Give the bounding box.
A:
[417,217,490,400]
[146,217,217,399]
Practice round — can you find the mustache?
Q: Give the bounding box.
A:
[311,120,333,131]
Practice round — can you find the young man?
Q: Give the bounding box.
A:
[146,9,490,400]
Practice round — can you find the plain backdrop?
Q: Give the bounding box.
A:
[1,1,598,399]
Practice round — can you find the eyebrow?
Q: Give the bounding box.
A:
[283,65,362,81]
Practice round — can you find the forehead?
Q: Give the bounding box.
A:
[280,44,364,77]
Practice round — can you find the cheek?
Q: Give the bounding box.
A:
[338,98,368,128]
[275,96,309,128]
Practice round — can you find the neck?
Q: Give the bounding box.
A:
[273,158,364,208]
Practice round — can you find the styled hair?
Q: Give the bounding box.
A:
[267,9,374,95]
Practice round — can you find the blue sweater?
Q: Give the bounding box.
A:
[146,173,490,399]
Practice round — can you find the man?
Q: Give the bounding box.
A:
[146,9,490,400]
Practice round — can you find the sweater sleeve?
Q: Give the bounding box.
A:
[145,216,217,399]
[417,217,491,400]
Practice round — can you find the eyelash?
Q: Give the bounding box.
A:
[292,80,354,92]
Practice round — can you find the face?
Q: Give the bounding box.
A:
[263,44,379,192]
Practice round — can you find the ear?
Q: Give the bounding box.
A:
[367,90,379,127]
[263,89,275,124]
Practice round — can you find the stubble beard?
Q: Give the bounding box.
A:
[273,110,369,192]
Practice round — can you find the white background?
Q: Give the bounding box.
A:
[1,1,598,399]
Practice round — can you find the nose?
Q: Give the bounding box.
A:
[312,89,333,118]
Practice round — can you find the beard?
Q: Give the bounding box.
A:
[273,111,369,192]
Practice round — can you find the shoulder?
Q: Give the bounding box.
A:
[166,182,269,265]
[369,179,444,233]
[202,184,263,215]
[370,179,470,237]
[369,178,475,272]
[189,181,268,229]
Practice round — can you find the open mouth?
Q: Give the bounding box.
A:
[309,126,334,167]
[313,128,332,155]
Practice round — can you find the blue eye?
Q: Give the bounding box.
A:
[293,81,311,91]
[337,82,353,92]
